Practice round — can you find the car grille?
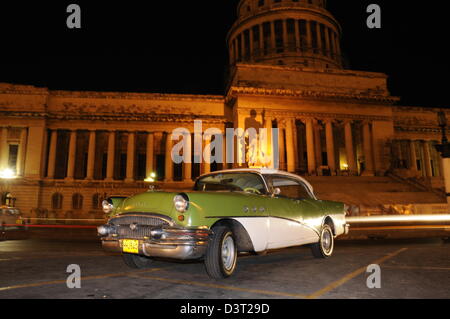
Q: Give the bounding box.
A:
[109,214,171,239]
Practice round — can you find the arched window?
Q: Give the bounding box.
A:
[52,193,63,210]
[72,193,83,210]
[92,193,103,210]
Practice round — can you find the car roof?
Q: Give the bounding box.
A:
[198,168,315,194]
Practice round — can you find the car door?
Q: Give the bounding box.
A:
[264,175,321,249]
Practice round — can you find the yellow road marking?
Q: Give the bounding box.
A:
[0,267,167,292]
[306,248,408,299]
[129,274,307,299]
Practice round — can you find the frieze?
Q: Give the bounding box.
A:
[395,126,441,134]
[229,86,399,104]
[237,108,391,122]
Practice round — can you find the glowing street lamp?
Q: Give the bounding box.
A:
[0,168,16,179]
[144,172,157,183]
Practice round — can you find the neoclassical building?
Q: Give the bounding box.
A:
[0,0,447,218]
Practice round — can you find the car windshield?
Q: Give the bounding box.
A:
[194,172,267,194]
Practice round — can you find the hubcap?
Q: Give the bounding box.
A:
[321,229,333,254]
[221,235,235,270]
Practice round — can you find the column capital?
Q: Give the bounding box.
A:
[342,119,354,125]
[323,118,336,125]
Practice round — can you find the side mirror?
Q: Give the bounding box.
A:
[272,188,281,197]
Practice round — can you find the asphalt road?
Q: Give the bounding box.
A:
[0,237,449,299]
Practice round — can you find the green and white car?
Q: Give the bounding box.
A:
[98,169,350,279]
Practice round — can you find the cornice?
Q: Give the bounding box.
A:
[49,91,224,102]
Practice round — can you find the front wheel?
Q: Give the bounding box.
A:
[122,253,154,269]
[204,226,237,279]
[311,224,334,258]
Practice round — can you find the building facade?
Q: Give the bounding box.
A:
[0,0,447,218]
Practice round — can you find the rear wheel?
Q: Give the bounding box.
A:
[122,253,154,269]
[311,224,334,258]
[204,226,237,279]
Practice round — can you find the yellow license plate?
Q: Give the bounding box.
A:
[122,239,140,254]
[15,219,23,225]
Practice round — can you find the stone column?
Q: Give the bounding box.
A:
[422,140,433,177]
[65,130,77,180]
[203,134,212,175]
[17,128,28,176]
[125,131,135,182]
[222,133,227,170]
[324,27,331,57]
[241,32,245,61]
[282,20,288,50]
[344,121,357,175]
[314,122,322,168]
[362,121,375,176]
[164,133,173,182]
[292,120,299,170]
[106,131,115,181]
[183,132,192,182]
[47,130,58,179]
[285,119,296,173]
[316,23,322,52]
[270,21,276,52]
[264,116,273,168]
[259,24,264,54]
[305,118,316,175]
[335,32,341,57]
[278,124,286,171]
[86,130,96,180]
[294,20,301,52]
[249,28,254,60]
[306,20,312,53]
[146,132,154,178]
[0,127,8,170]
[325,120,336,174]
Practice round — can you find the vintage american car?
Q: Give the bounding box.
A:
[98,169,349,279]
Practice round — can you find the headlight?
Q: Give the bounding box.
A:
[173,194,189,213]
[102,199,114,214]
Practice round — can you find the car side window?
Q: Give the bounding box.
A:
[269,176,314,200]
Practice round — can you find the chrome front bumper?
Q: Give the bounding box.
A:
[100,227,211,260]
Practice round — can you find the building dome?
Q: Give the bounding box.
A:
[227,0,342,69]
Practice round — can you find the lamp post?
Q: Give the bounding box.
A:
[434,111,450,205]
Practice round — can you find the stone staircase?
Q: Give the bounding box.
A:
[307,176,446,207]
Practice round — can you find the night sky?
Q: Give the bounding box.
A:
[0,1,448,108]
